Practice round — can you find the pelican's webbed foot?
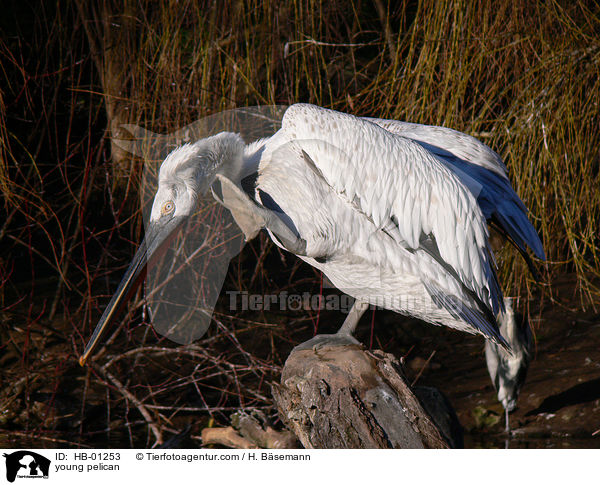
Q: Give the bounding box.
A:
[292,299,369,352]
[292,333,361,353]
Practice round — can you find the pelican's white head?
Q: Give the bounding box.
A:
[79,131,245,366]
[149,131,245,222]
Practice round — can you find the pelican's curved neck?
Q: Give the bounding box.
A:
[201,132,246,186]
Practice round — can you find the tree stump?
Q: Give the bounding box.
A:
[272,343,461,448]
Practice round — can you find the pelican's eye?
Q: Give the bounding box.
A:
[161,200,175,216]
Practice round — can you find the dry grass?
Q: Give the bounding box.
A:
[0,0,599,446]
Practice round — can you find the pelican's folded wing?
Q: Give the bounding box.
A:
[280,103,504,316]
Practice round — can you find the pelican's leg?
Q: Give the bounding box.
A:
[213,174,308,255]
[337,300,369,336]
[293,299,368,352]
[259,209,307,256]
[505,407,510,434]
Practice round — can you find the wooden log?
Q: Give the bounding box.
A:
[202,411,299,449]
[272,342,460,448]
[202,427,259,449]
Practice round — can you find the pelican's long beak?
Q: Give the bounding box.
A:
[79,216,186,366]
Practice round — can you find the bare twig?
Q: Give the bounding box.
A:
[93,364,163,446]
[411,350,437,387]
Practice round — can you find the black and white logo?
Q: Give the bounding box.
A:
[3,451,50,482]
